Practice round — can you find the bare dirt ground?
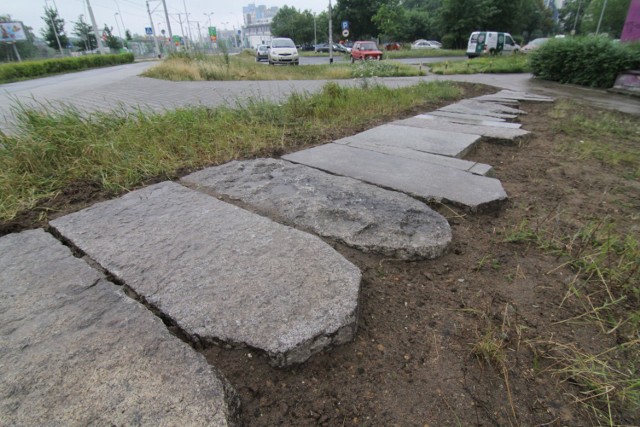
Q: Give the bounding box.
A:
[204,101,639,426]
[2,86,637,426]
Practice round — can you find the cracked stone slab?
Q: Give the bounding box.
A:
[0,229,237,427]
[438,101,523,118]
[283,143,507,212]
[333,140,493,176]
[473,90,555,103]
[51,182,361,367]
[417,113,523,129]
[183,159,452,260]
[334,124,481,158]
[392,117,530,143]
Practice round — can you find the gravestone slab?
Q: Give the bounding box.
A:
[0,229,237,427]
[183,159,452,260]
[51,182,361,367]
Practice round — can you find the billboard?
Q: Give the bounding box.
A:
[621,0,640,42]
[1,22,27,42]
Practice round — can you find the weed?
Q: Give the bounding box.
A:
[430,55,530,75]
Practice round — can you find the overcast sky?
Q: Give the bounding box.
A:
[5,1,331,39]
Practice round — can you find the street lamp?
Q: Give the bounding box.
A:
[203,12,214,28]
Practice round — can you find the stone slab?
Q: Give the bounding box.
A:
[392,117,530,143]
[334,124,481,158]
[451,99,527,115]
[418,113,523,129]
[0,229,237,426]
[334,139,494,176]
[438,102,521,119]
[473,90,554,103]
[283,144,507,212]
[51,182,361,367]
[183,159,452,260]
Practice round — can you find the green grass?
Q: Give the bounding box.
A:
[383,49,466,59]
[430,54,531,75]
[142,51,424,81]
[0,81,462,221]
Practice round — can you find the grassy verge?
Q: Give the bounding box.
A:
[0,81,463,222]
[0,53,135,84]
[142,51,424,81]
[383,49,466,59]
[430,54,531,75]
[502,100,640,424]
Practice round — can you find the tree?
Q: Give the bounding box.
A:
[372,0,406,40]
[102,24,122,50]
[581,0,631,37]
[72,17,97,51]
[437,0,499,47]
[559,0,593,34]
[271,6,320,45]
[41,6,68,51]
[335,0,387,39]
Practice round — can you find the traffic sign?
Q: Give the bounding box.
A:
[342,21,349,30]
[342,29,349,38]
[145,27,153,35]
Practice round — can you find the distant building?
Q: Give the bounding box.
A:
[241,3,279,48]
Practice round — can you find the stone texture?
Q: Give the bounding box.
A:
[473,90,554,103]
[334,124,482,158]
[438,101,522,118]
[417,113,523,129]
[392,117,530,143]
[333,139,493,176]
[183,159,452,260]
[0,229,237,427]
[50,182,361,367]
[283,143,507,212]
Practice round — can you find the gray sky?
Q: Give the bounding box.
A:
[5,1,331,39]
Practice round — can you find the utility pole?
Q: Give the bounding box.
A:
[86,0,106,54]
[171,14,188,50]
[314,14,317,48]
[328,0,333,64]
[183,0,193,51]
[596,0,609,34]
[114,13,123,39]
[44,0,64,55]
[572,0,582,35]
[146,0,161,57]
[160,0,173,50]
[204,13,214,50]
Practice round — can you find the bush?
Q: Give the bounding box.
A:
[530,36,640,88]
[0,53,135,84]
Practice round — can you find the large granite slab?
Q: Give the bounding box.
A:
[283,144,507,212]
[183,159,452,260]
[392,117,530,143]
[417,113,523,129]
[0,229,237,426]
[438,101,522,119]
[334,124,482,158]
[333,140,493,176]
[51,182,361,367]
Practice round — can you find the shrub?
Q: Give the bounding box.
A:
[0,53,135,84]
[530,36,640,88]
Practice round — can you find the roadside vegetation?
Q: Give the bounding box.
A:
[0,53,135,84]
[430,54,531,74]
[0,81,460,222]
[142,51,424,81]
[530,37,640,88]
[383,48,466,59]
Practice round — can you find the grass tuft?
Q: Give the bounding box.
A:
[430,54,531,75]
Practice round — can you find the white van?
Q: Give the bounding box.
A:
[466,32,520,58]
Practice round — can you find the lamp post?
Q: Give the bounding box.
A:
[114,13,123,40]
[596,0,609,34]
[328,0,333,64]
[314,14,317,49]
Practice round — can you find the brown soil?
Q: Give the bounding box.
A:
[203,101,639,427]
[3,88,638,426]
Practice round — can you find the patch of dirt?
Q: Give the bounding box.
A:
[202,101,639,426]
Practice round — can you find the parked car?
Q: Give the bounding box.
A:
[255,45,269,62]
[466,31,520,58]
[314,43,330,53]
[315,43,350,53]
[427,40,442,48]
[385,42,401,51]
[522,37,549,53]
[333,43,351,53]
[411,40,440,49]
[350,41,383,62]
[268,37,299,65]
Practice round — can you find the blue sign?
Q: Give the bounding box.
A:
[342,21,349,30]
[145,27,153,35]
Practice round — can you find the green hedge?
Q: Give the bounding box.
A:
[0,53,135,83]
[530,37,640,88]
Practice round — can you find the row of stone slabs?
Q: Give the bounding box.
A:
[0,90,553,426]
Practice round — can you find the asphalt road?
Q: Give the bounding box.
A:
[1,59,637,134]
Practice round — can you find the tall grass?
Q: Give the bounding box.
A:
[430,54,531,75]
[142,51,424,81]
[0,81,461,221]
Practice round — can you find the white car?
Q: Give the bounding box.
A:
[411,40,440,49]
[268,37,299,65]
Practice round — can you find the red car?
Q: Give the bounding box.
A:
[350,41,383,62]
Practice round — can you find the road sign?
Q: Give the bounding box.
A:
[145,27,153,35]
[342,29,349,38]
[342,21,349,30]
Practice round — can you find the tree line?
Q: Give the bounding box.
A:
[271,0,632,48]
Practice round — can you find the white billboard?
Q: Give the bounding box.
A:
[1,22,27,42]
